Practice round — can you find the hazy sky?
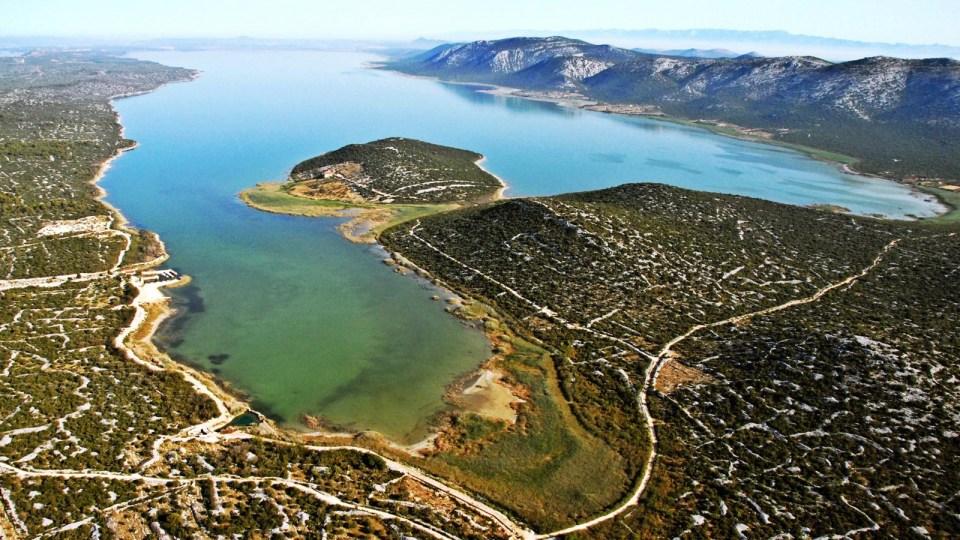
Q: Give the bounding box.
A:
[3,0,959,46]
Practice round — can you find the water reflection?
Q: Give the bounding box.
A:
[437,81,578,117]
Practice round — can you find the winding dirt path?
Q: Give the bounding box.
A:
[539,238,899,539]
[0,462,463,540]
[1,214,899,540]
[403,221,900,538]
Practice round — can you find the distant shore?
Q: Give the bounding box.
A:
[378,64,953,221]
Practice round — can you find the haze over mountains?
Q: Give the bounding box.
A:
[389,36,960,182]
[2,27,959,61]
[442,28,960,61]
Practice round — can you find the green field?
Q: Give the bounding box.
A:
[240,182,367,216]
[240,182,457,239]
[419,309,631,531]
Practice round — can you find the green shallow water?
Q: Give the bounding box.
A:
[101,50,943,444]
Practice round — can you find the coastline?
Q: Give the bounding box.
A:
[90,138,139,232]
[92,73,253,438]
[93,113,533,537]
[499,86,953,220]
[375,250,528,453]
[475,155,509,201]
[90,62,952,460]
[93,69,203,243]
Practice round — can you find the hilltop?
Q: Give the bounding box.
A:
[288,137,502,204]
[381,182,960,537]
[241,137,503,242]
[387,36,960,182]
[394,36,637,91]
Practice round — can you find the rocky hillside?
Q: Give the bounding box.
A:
[401,36,637,90]
[585,54,960,127]
[381,182,960,538]
[388,37,960,181]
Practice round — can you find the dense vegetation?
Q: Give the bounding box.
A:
[382,182,960,537]
[288,137,502,204]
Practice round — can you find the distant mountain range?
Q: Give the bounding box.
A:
[468,29,960,61]
[633,47,761,59]
[387,36,960,181]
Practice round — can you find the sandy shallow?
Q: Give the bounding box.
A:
[459,368,523,424]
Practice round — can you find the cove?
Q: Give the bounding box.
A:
[101,50,943,444]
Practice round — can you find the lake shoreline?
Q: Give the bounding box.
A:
[95,79,253,445]
[236,151,518,450]
[103,76,445,451]
[238,152,509,243]
[111,51,948,456]
[377,64,951,221]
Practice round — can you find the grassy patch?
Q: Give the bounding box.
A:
[240,182,361,217]
[239,182,456,241]
[919,186,960,224]
[420,331,630,531]
[370,204,459,234]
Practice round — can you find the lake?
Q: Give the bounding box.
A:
[102,50,942,443]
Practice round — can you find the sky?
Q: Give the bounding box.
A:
[2,0,959,46]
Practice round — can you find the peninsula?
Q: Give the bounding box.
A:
[241,137,503,241]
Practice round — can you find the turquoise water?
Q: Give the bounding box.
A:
[102,50,942,442]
